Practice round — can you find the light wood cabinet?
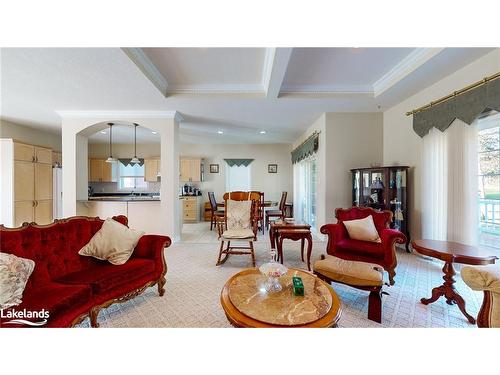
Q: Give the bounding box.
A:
[89,159,116,182]
[52,151,62,166]
[181,196,200,222]
[35,147,52,164]
[14,201,34,226]
[14,161,35,201]
[144,158,160,182]
[34,200,53,224]
[180,158,202,182]
[35,163,53,200]
[11,142,53,226]
[14,142,35,162]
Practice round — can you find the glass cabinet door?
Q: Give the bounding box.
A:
[353,171,360,206]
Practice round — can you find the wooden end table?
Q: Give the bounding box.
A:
[412,239,498,324]
[220,268,342,328]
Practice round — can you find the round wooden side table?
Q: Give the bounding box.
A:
[412,239,498,324]
[220,268,342,328]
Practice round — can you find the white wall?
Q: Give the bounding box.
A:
[324,113,383,223]
[383,49,500,241]
[0,119,62,151]
[0,139,14,227]
[293,112,383,230]
[180,143,293,203]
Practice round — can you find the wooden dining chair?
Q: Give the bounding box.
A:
[208,192,224,231]
[251,191,265,234]
[266,191,287,229]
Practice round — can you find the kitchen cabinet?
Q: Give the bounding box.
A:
[180,158,202,182]
[144,158,161,182]
[52,151,62,166]
[88,158,116,182]
[181,196,200,222]
[11,142,53,226]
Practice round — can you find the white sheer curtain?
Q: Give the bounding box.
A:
[422,119,478,245]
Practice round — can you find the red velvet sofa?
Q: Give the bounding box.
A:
[320,207,406,285]
[0,216,171,328]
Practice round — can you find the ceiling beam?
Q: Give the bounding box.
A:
[263,48,293,98]
[373,48,445,97]
[122,48,169,97]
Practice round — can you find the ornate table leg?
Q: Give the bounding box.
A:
[306,234,312,271]
[421,261,476,324]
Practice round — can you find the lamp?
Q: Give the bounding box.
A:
[130,123,140,164]
[105,123,117,163]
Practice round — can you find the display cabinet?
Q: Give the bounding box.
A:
[351,166,410,251]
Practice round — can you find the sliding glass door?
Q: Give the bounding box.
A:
[294,157,317,231]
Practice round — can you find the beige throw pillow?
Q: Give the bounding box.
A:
[343,215,381,243]
[78,218,145,265]
[0,253,35,309]
[226,200,252,230]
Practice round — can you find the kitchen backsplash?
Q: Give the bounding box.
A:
[89,181,161,194]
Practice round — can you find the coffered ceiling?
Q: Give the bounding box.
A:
[1,47,495,144]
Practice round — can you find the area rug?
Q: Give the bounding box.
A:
[77,225,483,328]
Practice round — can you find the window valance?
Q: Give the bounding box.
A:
[291,132,319,164]
[118,158,145,167]
[413,76,500,137]
[224,159,254,167]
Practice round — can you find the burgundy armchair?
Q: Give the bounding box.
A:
[320,207,406,285]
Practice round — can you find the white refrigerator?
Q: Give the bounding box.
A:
[53,166,63,220]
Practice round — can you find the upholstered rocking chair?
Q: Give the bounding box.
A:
[216,191,260,267]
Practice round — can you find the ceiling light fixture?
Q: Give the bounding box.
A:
[260,130,266,134]
[105,123,117,163]
[217,130,224,134]
[100,130,107,134]
[151,131,158,135]
[130,123,140,165]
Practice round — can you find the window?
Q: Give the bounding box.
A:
[118,161,148,190]
[295,157,317,231]
[478,111,500,248]
[226,164,251,192]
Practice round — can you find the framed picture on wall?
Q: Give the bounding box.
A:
[268,164,278,173]
[210,164,219,173]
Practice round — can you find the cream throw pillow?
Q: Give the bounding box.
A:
[343,215,381,243]
[226,200,252,230]
[0,253,35,309]
[78,218,145,265]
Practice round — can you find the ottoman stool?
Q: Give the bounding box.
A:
[314,254,385,323]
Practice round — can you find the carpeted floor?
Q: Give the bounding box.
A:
[77,223,483,328]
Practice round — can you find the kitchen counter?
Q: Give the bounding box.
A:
[86,196,160,202]
[76,199,163,234]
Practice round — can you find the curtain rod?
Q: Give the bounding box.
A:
[405,71,500,116]
[292,130,320,151]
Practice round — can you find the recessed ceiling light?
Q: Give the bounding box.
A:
[260,130,266,134]
[151,131,158,135]
[100,130,107,134]
[217,130,224,134]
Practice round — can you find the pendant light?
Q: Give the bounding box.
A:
[130,123,140,164]
[105,123,117,163]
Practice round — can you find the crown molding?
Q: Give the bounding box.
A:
[122,48,168,96]
[373,48,445,97]
[55,110,183,122]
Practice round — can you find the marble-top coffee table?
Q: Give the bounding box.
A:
[220,268,342,327]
